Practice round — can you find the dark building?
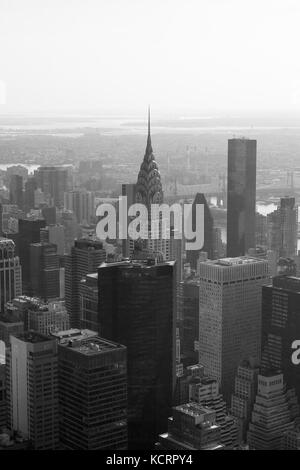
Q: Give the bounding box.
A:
[35,166,69,208]
[30,242,60,301]
[261,275,300,402]
[9,175,23,209]
[65,239,106,328]
[227,138,256,257]
[186,193,214,269]
[98,259,176,449]
[0,364,6,428]
[53,329,127,450]
[41,206,56,225]
[17,218,46,294]
[181,278,200,366]
[24,177,37,211]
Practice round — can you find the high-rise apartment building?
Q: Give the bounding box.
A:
[65,238,106,328]
[30,242,60,301]
[98,259,176,449]
[0,239,22,313]
[198,256,269,402]
[227,138,256,257]
[7,332,59,449]
[53,329,127,450]
[267,197,298,259]
[261,275,300,402]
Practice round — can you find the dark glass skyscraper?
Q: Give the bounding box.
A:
[227,138,256,257]
[186,193,214,269]
[30,242,60,301]
[98,259,176,449]
[261,275,300,402]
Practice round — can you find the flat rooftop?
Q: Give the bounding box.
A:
[200,256,266,267]
[14,331,53,344]
[54,329,125,355]
[174,402,213,417]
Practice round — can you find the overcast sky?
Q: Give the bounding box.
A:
[1,0,300,114]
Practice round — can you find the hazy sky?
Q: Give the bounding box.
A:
[1,0,300,114]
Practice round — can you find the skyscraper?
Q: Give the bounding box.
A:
[53,329,127,450]
[198,256,269,402]
[247,372,298,450]
[64,189,94,224]
[230,358,259,441]
[35,166,69,208]
[261,275,300,402]
[7,332,59,449]
[186,193,214,269]
[65,238,106,328]
[9,175,23,209]
[98,259,176,449]
[227,138,256,257]
[17,218,46,294]
[267,197,298,259]
[79,272,98,331]
[30,242,60,301]
[0,239,22,313]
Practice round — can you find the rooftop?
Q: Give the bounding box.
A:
[200,256,266,267]
[174,402,213,418]
[53,329,125,355]
[14,331,53,344]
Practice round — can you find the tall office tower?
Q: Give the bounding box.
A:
[189,375,239,449]
[247,372,298,450]
[79,273,98,331]
[52,329,127,449]
[65,239,106,328]
[64,189,94,224]
[30,242,60,301]
[227,138,256,257]
[213,227,225,259]
[267,197,298,259]
[57,209,81,254]
[230,358,259,442]
[24,176,37,211]
[27,300,69,335]
[181,277,200,365]
[17,218,46,293]
[158,403,223,450]
[0,239,22,313]
[198,256,269,403]
[35,166,69,208]
[9,175,23,209]
[121,183,136,257]
[261,275,300,402]
[41,224,65,256]
[255,212,268,248]
[186,193,214,269]
[41,206,56,225]
[0,364,6,427]
[7,332,59,449]
[0,204,3,237]
[98,259,176,449]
